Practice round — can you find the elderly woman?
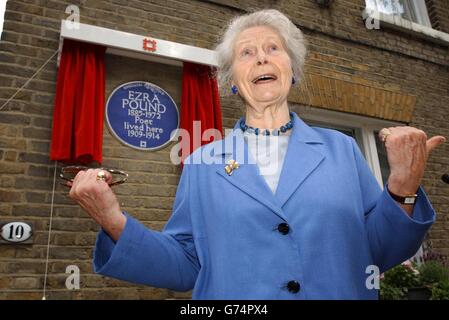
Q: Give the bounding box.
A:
[69,10,445,299]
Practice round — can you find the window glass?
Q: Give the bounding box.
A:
[366,0,427,25]
[307,122,356,138]
[306,121,365,156]
[374,130,391,185]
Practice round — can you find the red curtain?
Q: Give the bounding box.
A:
[180,62,223,164]
[50,39,106,165]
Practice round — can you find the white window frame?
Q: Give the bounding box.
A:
[58,21,217,67]
[0,0,7,40]
[362,0,449,46]
[409,0,432,27]
[298,106,403,188]
[365,0,431,27]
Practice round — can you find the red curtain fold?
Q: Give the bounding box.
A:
[50,39,106,165]
[180,62,223,164]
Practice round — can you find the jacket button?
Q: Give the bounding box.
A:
[277,223,290,235]
[287,280,300,293]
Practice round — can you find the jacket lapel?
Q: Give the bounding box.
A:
[275,113,325,207]
[215,127,287,221]
[214,112,326,219]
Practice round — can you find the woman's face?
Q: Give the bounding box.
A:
[231,26,293,108]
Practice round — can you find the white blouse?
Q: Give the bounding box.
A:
[243,131,290,194]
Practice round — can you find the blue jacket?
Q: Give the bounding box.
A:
[93,112,435,299]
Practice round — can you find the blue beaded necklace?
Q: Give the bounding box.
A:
[240,112,294,136]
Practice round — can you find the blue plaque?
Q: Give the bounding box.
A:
[106,81,179,151]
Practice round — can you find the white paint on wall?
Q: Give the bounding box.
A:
[0,0,7,40]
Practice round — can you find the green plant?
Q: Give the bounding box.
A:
[418,260,449,285]
[422,248,448,268]
[430,280,449,300]
[418,251,449,300]
[380,249,449,300]
[380,264,420,300]
[380,281,406,300]
[382,264,421,288]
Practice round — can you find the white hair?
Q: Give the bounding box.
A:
[214,9,307,95]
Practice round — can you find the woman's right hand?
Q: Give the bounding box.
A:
[69,169,126,241]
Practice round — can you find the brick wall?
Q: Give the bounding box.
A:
[0,0,448,299]
[426,0,449,33]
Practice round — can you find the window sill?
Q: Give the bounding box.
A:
[362,9,449,47]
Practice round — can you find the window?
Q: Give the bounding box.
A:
[300,107,399,187]
[373,130,391,185]
[365,0,432,27]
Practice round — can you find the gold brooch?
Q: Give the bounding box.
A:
[224,159,239,176]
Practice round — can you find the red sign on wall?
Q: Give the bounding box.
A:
[143,38,157,52]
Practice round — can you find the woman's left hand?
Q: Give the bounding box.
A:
[380,127,446,198]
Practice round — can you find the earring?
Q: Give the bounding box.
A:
[231,85,238,94]
[291,77,296,85]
